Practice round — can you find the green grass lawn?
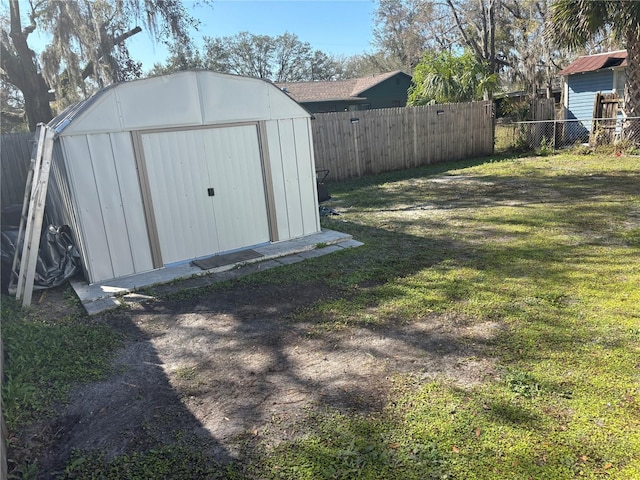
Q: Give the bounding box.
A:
[4,152,640,479]
[243,153,640,479]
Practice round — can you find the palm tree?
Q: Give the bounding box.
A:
[408,50,497,105]
[551,0,640,140]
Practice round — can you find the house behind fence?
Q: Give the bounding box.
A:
[312,102,494,182]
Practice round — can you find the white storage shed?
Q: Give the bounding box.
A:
[46,70,321,284]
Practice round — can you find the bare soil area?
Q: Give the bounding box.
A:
[23,280,500,475]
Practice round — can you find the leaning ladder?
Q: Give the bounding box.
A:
[10,124,56,307]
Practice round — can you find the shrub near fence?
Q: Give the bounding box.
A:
[1,132,34,209]
[311,102,494,182]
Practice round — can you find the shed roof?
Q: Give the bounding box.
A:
[49,70,310,136]
[559,50,627,76]
[275,71,410,103]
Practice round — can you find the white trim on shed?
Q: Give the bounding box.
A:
[46,71,320,284]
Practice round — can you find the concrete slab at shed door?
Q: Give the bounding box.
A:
[141,124,270,265]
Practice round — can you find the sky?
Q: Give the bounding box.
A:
[125,0,378,70]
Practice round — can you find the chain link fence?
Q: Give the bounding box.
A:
[495,117,640,153]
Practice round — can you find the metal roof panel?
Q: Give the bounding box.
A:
[559,50,627,75]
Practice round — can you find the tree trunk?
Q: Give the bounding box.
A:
[4,0,53,131]
[22,78,54,131]
[624,33,640,143]
[446,0,498,100]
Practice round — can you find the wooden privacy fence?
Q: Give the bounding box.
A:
[1,132,34,209]
[2,103,497,205]
[531,97,556,121]
[527,98,557,147]
[311,102,494,182]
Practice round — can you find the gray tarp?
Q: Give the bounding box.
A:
[1,224,80,293]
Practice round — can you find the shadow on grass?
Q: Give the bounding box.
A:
[1,292,234,478]
[325,154,520,189]
[11,154,639,478]
[330,170,640,217]
[91,215,615,475]
[66,222,493,474]
[68,158,640,475]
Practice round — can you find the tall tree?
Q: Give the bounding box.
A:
[309,50,344,81]
[201,32,343,81]
[1,0,198,131]
[372,0,510,96]
[443,0,507,98]
[342,52,404,77]
[551,0,640,138]
[372,0,453,72]
[274,32,312,82]
[202,32,275,79]
[501,0,558,97]
[149,43,205,76]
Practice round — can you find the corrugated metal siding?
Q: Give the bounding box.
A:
[567,70,614,121]
[86,134,136,276]
[292,118,320,235]
[59,90,121,135]
[62,136,113,281]
[47,142,92,282]
[265,121,292,239]
[49,71,318,283]
[265,119,320,240]
[60,134,153,283]
[275,120,305,239]
[199,74,271,124]
[49,85,115,134]
[108,133,154,273]
[266,84,314,119]
[119,74,202,130]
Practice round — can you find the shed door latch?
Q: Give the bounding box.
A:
[207,187,215,197]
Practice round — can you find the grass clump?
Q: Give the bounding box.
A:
[1,293,120,428]
[259,406,448,480]
[61,446,231,479]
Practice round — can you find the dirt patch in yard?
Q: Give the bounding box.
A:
[16,281,501,475]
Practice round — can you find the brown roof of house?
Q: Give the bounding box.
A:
[559,50,627,75]
[275,71,409,103]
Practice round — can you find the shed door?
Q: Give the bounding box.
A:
[141,125,270,265]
